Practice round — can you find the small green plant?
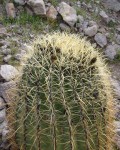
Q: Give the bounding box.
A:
[0,54,4,64]
[0,0,4,4]
[2,12,59,31]
[8,57,20,66]
[114,49,120,61]
[76,7,87,17]
[49,0,58,6]
[10,42,18,55]
[8,33,116,150]
[107,20,116,28]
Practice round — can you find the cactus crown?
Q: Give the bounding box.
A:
[8,32,115,150]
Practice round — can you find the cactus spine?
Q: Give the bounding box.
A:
[8,33,115,150]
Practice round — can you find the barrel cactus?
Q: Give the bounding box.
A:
[8,32,115,150]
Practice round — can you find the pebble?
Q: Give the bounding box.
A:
[103,0,120,12]
[3,55,12,63]
[0,28,7,38]
[0,81,16,103]
[84,25,98,37]
[58,2,77,27]
[111,78,120,99]
[77,15,84,24]
[94,33,107,47]
[117,28,120,32]
[116,35,120,45]
[88,21,97,27]
[2,49,11,55]
[0,121,7,134]
[2,127,9,141]
[5,3,16,19]
[27,0,46,15]
[105,45,117,60]
[0,109,6,124]
[46,5,58,20]
[0,65,19,81]
[14,0,26,5]
[82,21,88,30]
[99,10,109,23]
[59,23,71,31]
[0,97,5,110]
[14,50,26,61]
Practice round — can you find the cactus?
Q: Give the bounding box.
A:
[8,32,115,150]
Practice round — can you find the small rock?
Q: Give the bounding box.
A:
[14,50,26,61]
[1,45,8,50]
[105,32,110,38]
[117,28,120,32]
[77,15,84,24]
[0,81,16,103]
[81,2,87,8]
[111,78,120,99]
[2,49,11,55]
[14,0,26,5]
[98,27,106,34]
[115,121,120,129]
[115,134,120,148]
[115,121,120,148]
[116,105,120,120]
[116,35,120,45]
[103,0,120,12]
[82,21,88,30]
[0,121,7,134]
[116,129,120,136]
[0,109,6,124]
[84,25,98,37]
[0,4,4,19]
[105,45,117,60]
[58,2,77,27]
[88,20,97,27]
[59,23,71,31]
[46,5,58,20]
[3,55,12,63]
[94,7,99,14]
[94,33,107,47]
[0,65,19,81]
[0,41,10,48]
[0,28,7,38]
[45,2,51,7]
[76,1,81,7]
[87,3,92,9]
[76,23,82,29]
[6,3,16,19]
[0,41,4,47]
[2,127,9,141]
[76,16,84,29]
[27,0,46,15]
[0,97,5,110]
[114,44,120,54]
[86,15,91,20]
[99,10,109,23]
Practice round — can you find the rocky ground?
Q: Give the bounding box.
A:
[0,0,120,149]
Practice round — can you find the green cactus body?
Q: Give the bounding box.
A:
[8,33,115,150]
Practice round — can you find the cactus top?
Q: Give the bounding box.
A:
[9,32,115,150]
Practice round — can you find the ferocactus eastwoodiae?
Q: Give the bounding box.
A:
[8,33,115,150]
